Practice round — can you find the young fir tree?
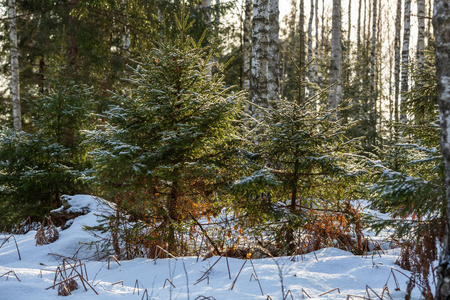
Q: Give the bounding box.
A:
[233,93,362,252]
[0,62,94,229]
[88,12,245,254]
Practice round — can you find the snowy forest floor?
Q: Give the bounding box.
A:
[0,195,429,299]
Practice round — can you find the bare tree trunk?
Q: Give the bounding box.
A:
[328,0,342,111]
[400,0,411,122]
[394,0,402,124]
[357,0,362,61]
[434,0,450,297]
[307,0,314,98]
[366,0,371,50]
[298,0,305,104]
[251,0,270,113]
[417,0,425,72]
[347,0,351,69]
[314,0,319,90]
[370,0,377,109]
[268,0,279,105]
[243,0,252,92]
[369,0,377,144]
[8,0,21,132]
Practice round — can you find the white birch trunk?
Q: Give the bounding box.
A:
[251,0,270,113]
[416,0,425,72]
[298,0,305,104]
[434,0,450,297]
[400,0,411,122]
[328,0,342,111]
[370,0,376,99]
[314,0,319,89]
[394,0,401,124]
[347,0,351,68]
[267,0,279,105]
[307,0,314,98]
[8,0,21,132]
[243,0,252,92]
[356,0,362,61]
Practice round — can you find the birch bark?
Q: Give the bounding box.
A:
[307,0,314,98]
[268,0,279,105]
[434,0,450,296]
[394,0,402,124]
[400,0,411,122]
[298,0,305,104]
[251,0,270,113]
[328,0,342,111]
[417,0,425,72]
[8,0,21,132]
[357,0,361,61]
[243,0,252,92]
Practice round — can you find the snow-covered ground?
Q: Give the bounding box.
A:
[0,195,422,299]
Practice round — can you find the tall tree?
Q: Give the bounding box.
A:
[8,0,21,132]
[394,0,402,124]
[357,0,362,61]
[314,0,319,88]
[299,0,306,104]
[243,0,252,92]
[268,0,279,105]
[400,0,411,122]
[251,0,270,113]
[434,0,450,297]
[328,0,343,111]
[307,0,314,99]
[369,0,377,141]
[417,0,426,72]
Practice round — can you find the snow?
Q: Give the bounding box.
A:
[0,195,422,299]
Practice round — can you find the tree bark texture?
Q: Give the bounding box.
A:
[328,0,343,111]
[251,0,270,114]
[434,0,450,297]
[267,0,279,105]
[8,0,21,132]
[400,0,411,122]
[394,0,402,124]
[314,0,319,87]
[307,0,314,98]
[357,0,362,61]
[243,0,252,92]
[369,0,377,128]
[417,0,425,72]
[299,0,306,104]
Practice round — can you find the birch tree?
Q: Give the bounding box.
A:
[434,0,450,297]
[369,0,377,138]
[251,0,270,112]
[416,0,425,72]
[307,0,314,98]
[356,0,362,60]
[314,0,319,87]
[299,0,306,104]
[328,0,342,111]
[268,0,279,104]
[394,0,402,124]
[243,0,252,92]
[8,0,21,132]
[400,0,411,122]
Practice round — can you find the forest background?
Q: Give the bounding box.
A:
[0,0,445,299]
